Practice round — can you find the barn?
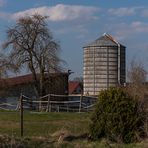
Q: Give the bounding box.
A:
[0,72,69,98]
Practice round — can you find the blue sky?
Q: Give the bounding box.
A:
[0,0,148,79]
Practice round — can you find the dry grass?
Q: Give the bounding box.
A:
[0,134,148,148]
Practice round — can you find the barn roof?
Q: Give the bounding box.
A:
[0,72,69,87]
[68,81,82,94]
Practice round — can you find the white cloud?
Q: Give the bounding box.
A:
[7,4,99,22]
[141,9,148,17]
[0,0,5,7]
[108,7,140,17]
[131,21,148,32]
[111,21,148,41]
[56,24,89,39]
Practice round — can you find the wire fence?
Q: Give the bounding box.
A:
[0,101,18,111]
[0,94,97,112]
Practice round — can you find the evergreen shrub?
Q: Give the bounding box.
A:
[89,87,146,143]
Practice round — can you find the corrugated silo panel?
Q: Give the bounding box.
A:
[83,34,126,96]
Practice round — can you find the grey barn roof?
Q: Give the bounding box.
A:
[84,33,125,48]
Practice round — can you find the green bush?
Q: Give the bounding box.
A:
[89,87,147,143]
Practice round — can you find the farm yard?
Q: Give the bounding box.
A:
[0,110,147,148]
[0,1,148,147]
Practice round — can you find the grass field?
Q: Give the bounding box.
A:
[0,110,90,137]
[0,110,147,147]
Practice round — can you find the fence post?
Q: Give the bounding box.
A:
[15,98,20,111]
[20,94,23,137]
[49,102,51,112]
[30,97,33,110]
[58,105,60,112]
[46,95,50,112]
[39,97,42,112]
[79,94,83,113]
[67,104,69,112]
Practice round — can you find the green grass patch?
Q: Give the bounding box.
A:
[0,110,90,137]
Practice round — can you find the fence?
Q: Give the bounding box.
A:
[0,94,97,112]
[0,97,18,111]
[0,94,97,137]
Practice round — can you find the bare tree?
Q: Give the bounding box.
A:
[127,60,148,137]
[127,59,147,100]
[0,54,6,78]
[0,53,18,78]
[73,76,83,83]
[2,14,62,97]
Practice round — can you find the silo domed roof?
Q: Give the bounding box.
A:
[84,33,125,47]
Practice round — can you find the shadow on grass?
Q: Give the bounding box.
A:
[0,135,55,147]
[63,133,88,142]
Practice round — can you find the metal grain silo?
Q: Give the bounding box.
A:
[83,33,126,96]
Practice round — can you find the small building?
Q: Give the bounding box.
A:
[0,72,69,98]
[69,81,83,94]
